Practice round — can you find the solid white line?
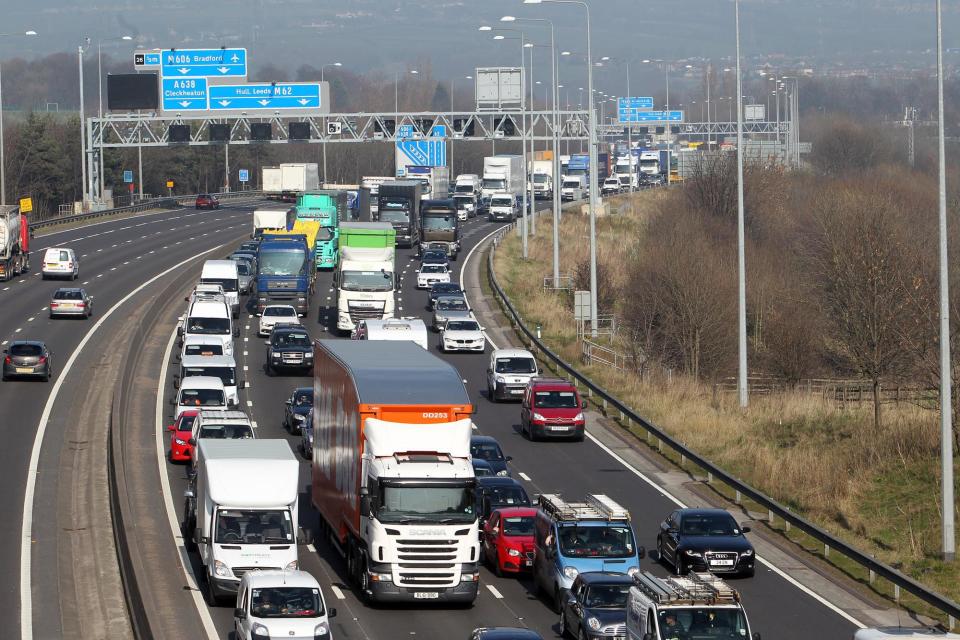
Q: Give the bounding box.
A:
[485,584,504,599]
[459,222,867,629]
[518,472,531,482]
[155,325,220,640]
[21,242,231,639]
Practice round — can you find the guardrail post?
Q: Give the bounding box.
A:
[706,471,713,483]
[784,520,791,532]
[824,543,830,558]
[767,509,774,525]
[680,453,685,468]
[868,569,875,585]
[735,490,741,505]
[657,438,663,453]
[949,615,955,631]
[894,584,900,604]
[602,398,607,412]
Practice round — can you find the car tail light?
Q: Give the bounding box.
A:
[67,262,73,268]
[77,302,85,307]
[37,356,47,364]
[50,302,59,308]
[3,356,10,364]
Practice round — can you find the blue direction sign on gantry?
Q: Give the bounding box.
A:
[618,97,654,110]
[161,78,208,111]
[619,109,684,123]
[396,140,446,167]
[208,83,322,110]
[161,48,247,78]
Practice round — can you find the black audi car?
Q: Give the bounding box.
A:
[283,386,313,435]
[560,572,632,640]
[265,325,313,375]
[657,508,755,577]
[2,340,52,382]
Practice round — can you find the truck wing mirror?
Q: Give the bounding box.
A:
[167,425,175,432]
[360,486,371,517]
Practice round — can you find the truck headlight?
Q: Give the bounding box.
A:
[627,566,639,577]
[460,571,480,583]
[587,617,602,631]
[496,470,509,477]
[369,571,392,583]
[507,548,521,557]
[563,566,579,580]
[214,560,230,577]
[285,560,299,571]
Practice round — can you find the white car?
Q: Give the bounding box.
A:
[602,177,622,195]
[234,570,336,640]
[259,305,301,336]
[417,264,451,289]
[41,247,79,280]
[439,317,486,353]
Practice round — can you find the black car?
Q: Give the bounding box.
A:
[473,459,495,477]
[657,508,755,577]
[560,572,633,640]
[470,629,543,640]
[471,435,511,477]
[421,249,449,267]
[265,325,313,375]
[476,477,530,530]
[283,386,313,434]
[2,340,52,381]
[429,282,464,310]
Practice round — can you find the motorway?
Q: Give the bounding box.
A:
[144,207,861,639]
[0,203,257,638]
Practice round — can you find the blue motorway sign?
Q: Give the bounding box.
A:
[208,83,322,110]
[239,169,250,183]
[397,124,414,139]
[134,51,161,68]
[161,78,208,111]
[123,170,134,183]
[161,48,247,78]
[430,125,447,138]
[619,109,684,123]
[618,97,654,110]
[396,139,446,167]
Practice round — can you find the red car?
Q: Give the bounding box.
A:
[167,410,199,462]
[520,378,586,441]
[482,507,537,576]
[195,193,220,210]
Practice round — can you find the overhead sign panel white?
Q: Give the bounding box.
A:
[475,67,524,111]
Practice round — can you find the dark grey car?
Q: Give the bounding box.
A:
[49,287,92,318]
[2,341,52,381]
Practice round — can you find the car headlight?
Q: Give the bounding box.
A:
[563,566,579,580]
[742,549,753,556]
[683,549,702,557]
[174,438,188,446]
[251,622,269,635]
[587,617,602,631]
[533,413,546,422]
[507,548,521,557]
[314,622,331,636]
[285,560,299,571]
[305,352,313,358]
[496,469,509,477]
[573,413,584,422]
[495,375,506,383]
[294,413,307,422]
[272,352,281,359]
[627,566,640,577]
[214,560,230,577]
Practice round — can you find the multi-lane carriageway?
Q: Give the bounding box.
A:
[4,200,866,639]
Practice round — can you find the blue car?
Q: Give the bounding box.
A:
[283,386,313,435]
[471,435,511,476]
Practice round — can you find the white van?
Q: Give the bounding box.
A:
[41,247,79,280]
[178,354,241,407]
[235,570,335,640]
[561,176,587,201]
[486,348,539,401]
[200,260,240,318]
[172,375,227,418]
[180,293,237,357]
[352,318,429,350]
[179,335,226,360]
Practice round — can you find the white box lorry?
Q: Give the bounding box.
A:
[183,439,302,606]
[280,163,321,201]
[262,167,283,198]
[335,222,397,332]
[481,155,524,202]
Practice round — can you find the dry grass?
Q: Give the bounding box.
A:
[496,192,959,612]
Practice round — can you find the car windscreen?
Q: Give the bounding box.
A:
[502,515,535,537]
[432,284,462,296]
[446,321,480,332]
[471,442,504,461]
[274,332,311,347]
[584,584,631,608]
[179,388,225,406]
[183,366,236,386]
[340,271,393,292]
[680,514,739,536]
[215,508,293,544]
[293,389,313,405]
[484,485,530,508]
[534,390,578,409]
[10,344,43,356]
[183,344,223,356]
[264,306,296,317]
[176,414,197,433]
[198,424,253,439]
[421,251,447,262]
[201,277,237,293]
[557,524,636,559]
[186,317,230,335]
[421,264,447,274]
[235,263,250,276]
[436,298,467,311]
[495,357,536,374]
[251,587,324,619]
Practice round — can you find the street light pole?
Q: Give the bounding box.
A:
[734,0,748,408]
[79,40,89,209]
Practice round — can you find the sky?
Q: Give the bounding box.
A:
[1,0,954,94]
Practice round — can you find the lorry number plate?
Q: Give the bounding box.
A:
[414,591,439,599]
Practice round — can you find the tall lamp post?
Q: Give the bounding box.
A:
[97,35,133,204]
[0,29,37,206]
[79,38,91,209]
[734,0,748,408]
[320,62,342,183]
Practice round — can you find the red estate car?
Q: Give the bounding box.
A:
[167,409,199,462]
[482,507,537,576]
[195,193,220,210]
[520,378,586,441]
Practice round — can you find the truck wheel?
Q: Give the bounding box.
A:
[204,573,223,607]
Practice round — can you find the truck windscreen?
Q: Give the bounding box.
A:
[658,608,748,637]
[377,483,475,525]
[379,210,409,223]
[482,178,506,190]
[201,277,238,293]
[533,174,549,183]
[215,509,293,544]
[316,227,335,241]
[259,251,305,276]
[422,213,456,230]
[340,270,394,292]
[557,523,636,559]
[455,184,474,193]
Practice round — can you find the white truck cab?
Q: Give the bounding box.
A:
[486,348,539,401]
[201,260,241,318]
[173,375,227,418]
[234,570,336,640]
[626,571,759,640]
[488,193,517,222]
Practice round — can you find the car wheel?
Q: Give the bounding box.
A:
[552,585,563,613]
[204,573,222,607]
[559,609,571,638]
[493,551,503,578]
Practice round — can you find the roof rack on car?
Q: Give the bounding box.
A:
[537,493,630,522]
[631,571,741,605]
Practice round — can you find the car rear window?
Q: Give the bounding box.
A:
[54,290,83,300]
[184,344,223,356]
[10,344,42,356]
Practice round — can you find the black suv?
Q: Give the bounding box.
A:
[657,508,755,577]
[264,325,313,375]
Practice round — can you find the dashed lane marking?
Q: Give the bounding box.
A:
[519,472,532,482]
[485,585,504,599]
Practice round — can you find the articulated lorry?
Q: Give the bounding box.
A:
[481,155,524,202]
[311,340,480,604]
[296,190,349,270]
[375,181,421,248]
[419,199,461,259]
[335,222,396,332]
[183,439,302,606]
[255,230,316,316]
[0,205,29,282]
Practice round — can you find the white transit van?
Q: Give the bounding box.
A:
[173,375,227,418]
[234,570,336,640]
[561,175,587,202]
[352,317,429,350]
[180,293,237,357]
[178,354,242,407]
[41,247,79,280]
[200,260,240,318]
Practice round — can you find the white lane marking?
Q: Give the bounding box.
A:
[110,267,117,271]
[2,287,9,291]
[40,307,47,312]
[459,224,867,630]
[243,351,248,356]
[485,585,504,599]
[96,274,104,278]
[18,279,25,283]
[330,584,346,600]
[1,340,6,345]
[518,472,531,482]
[251,421,258,430]
[22,242,232,640]
[246,400,253,407]
[243,365,249,371]
[27,317,34,322]
[15,328,22,333]
[155,326,220,640]
[82,281,89,285]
